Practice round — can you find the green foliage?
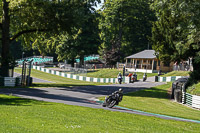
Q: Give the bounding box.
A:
[99,0,155,65]
[55,12,100,63]
[28,2,101,66]
[151,0,200,81]
[0,0,101,76]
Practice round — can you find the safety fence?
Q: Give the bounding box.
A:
[0,77,21,87]
[158,76,186,82]
[32,66,123,83]
[182,92,200,109]
[16,56,53,65]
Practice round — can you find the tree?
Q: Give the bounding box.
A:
[98,0,155,66]
[35,1,101,67]
[151,0,200,82]
[0,0,100,76]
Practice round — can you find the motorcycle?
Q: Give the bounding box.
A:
[130,73,137,83]
[118,75,123,84]
[102,89,123,108]
[143,73,147,81]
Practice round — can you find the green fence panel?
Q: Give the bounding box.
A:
[90,77,93,82]
[171,76,176,81]
[163,77,166,82]
[76,76,79,80]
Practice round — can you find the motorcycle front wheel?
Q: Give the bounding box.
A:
[107,99,117,108]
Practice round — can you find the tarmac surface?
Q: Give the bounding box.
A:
[2,74,199,123]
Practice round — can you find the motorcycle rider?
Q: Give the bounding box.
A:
[143,73,147,81]
[114,88,123,104]
[132,72,137,81]
[117,72,123,84]
[102,88,123,107]
[128,72,133,83]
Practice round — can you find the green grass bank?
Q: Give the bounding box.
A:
[0,94,199,133]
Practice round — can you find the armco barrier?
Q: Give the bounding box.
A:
[4,77,16,87]
[182,92,200,109]
[158,76,185,82]
[32,66,123,83]
[0,77,21,87]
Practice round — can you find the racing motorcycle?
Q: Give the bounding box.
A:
[118,75,123,84]
[102,88,123,108]
[143,73,147,81]
[130,73,137,83]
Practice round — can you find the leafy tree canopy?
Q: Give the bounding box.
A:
[98,0,155,66]
[0,0,100,76]
[151,0,200,82]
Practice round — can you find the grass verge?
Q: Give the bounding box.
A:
[187,82,200,96]
[161,71,190,77]
[14,68,109,87]
[0,94,199,133]
[100,83,200,121]
[82,69,157,79]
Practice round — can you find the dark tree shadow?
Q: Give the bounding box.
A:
[0,95,51,106]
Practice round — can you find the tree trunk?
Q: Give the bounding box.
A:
[191,58,200,82]
[71,58,75,67]
[79,55,84,68]
[1,0,10,77]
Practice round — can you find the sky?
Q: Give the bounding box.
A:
[94,0,104,10]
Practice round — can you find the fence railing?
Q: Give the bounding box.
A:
[158,76,185,82]
[125,63,153,70]
[173,65,193,71]
[182,92,200,109]
[32,65,124,84]
[0,76,21,87]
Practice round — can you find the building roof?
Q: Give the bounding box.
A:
[126,50,157,59]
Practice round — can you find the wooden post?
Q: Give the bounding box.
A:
[135,59,137,69]
[152,59,154,70]
[141,59,143,69]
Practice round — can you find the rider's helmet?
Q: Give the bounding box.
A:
[119,88,123,93]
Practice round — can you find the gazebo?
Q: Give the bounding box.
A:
[125,50,173,73]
